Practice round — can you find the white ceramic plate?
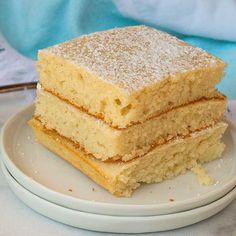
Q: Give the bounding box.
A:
[2,161,236,234]
[1,104,236,216]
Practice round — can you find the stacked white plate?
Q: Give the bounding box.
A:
[1,104,236,233]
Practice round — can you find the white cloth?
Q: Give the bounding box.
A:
[113,0,236,41]
[0,34,36,86]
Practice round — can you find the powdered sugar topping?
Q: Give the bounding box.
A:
[43,26,222,93]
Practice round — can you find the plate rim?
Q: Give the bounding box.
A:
[2,160,236,233]
[1,103,236,216]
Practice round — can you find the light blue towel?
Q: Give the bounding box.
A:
[0,0,235,99]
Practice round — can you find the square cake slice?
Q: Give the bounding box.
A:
[35,89,227,161]
[38,25,226,128]
[29,119,227,197]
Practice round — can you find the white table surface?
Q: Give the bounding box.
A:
[0,33,236,236]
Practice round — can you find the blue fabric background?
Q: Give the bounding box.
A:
[0,0,235,98]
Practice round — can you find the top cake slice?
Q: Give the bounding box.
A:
[38,25,226,128]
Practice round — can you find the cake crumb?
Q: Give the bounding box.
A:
[92,188,96,192]
[169,198,175,202]
[68,188,73,192]
[191,164,214,185]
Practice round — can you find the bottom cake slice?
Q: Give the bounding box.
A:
[29,118,227,197]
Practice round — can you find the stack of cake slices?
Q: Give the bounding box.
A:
[29,25,227,197]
